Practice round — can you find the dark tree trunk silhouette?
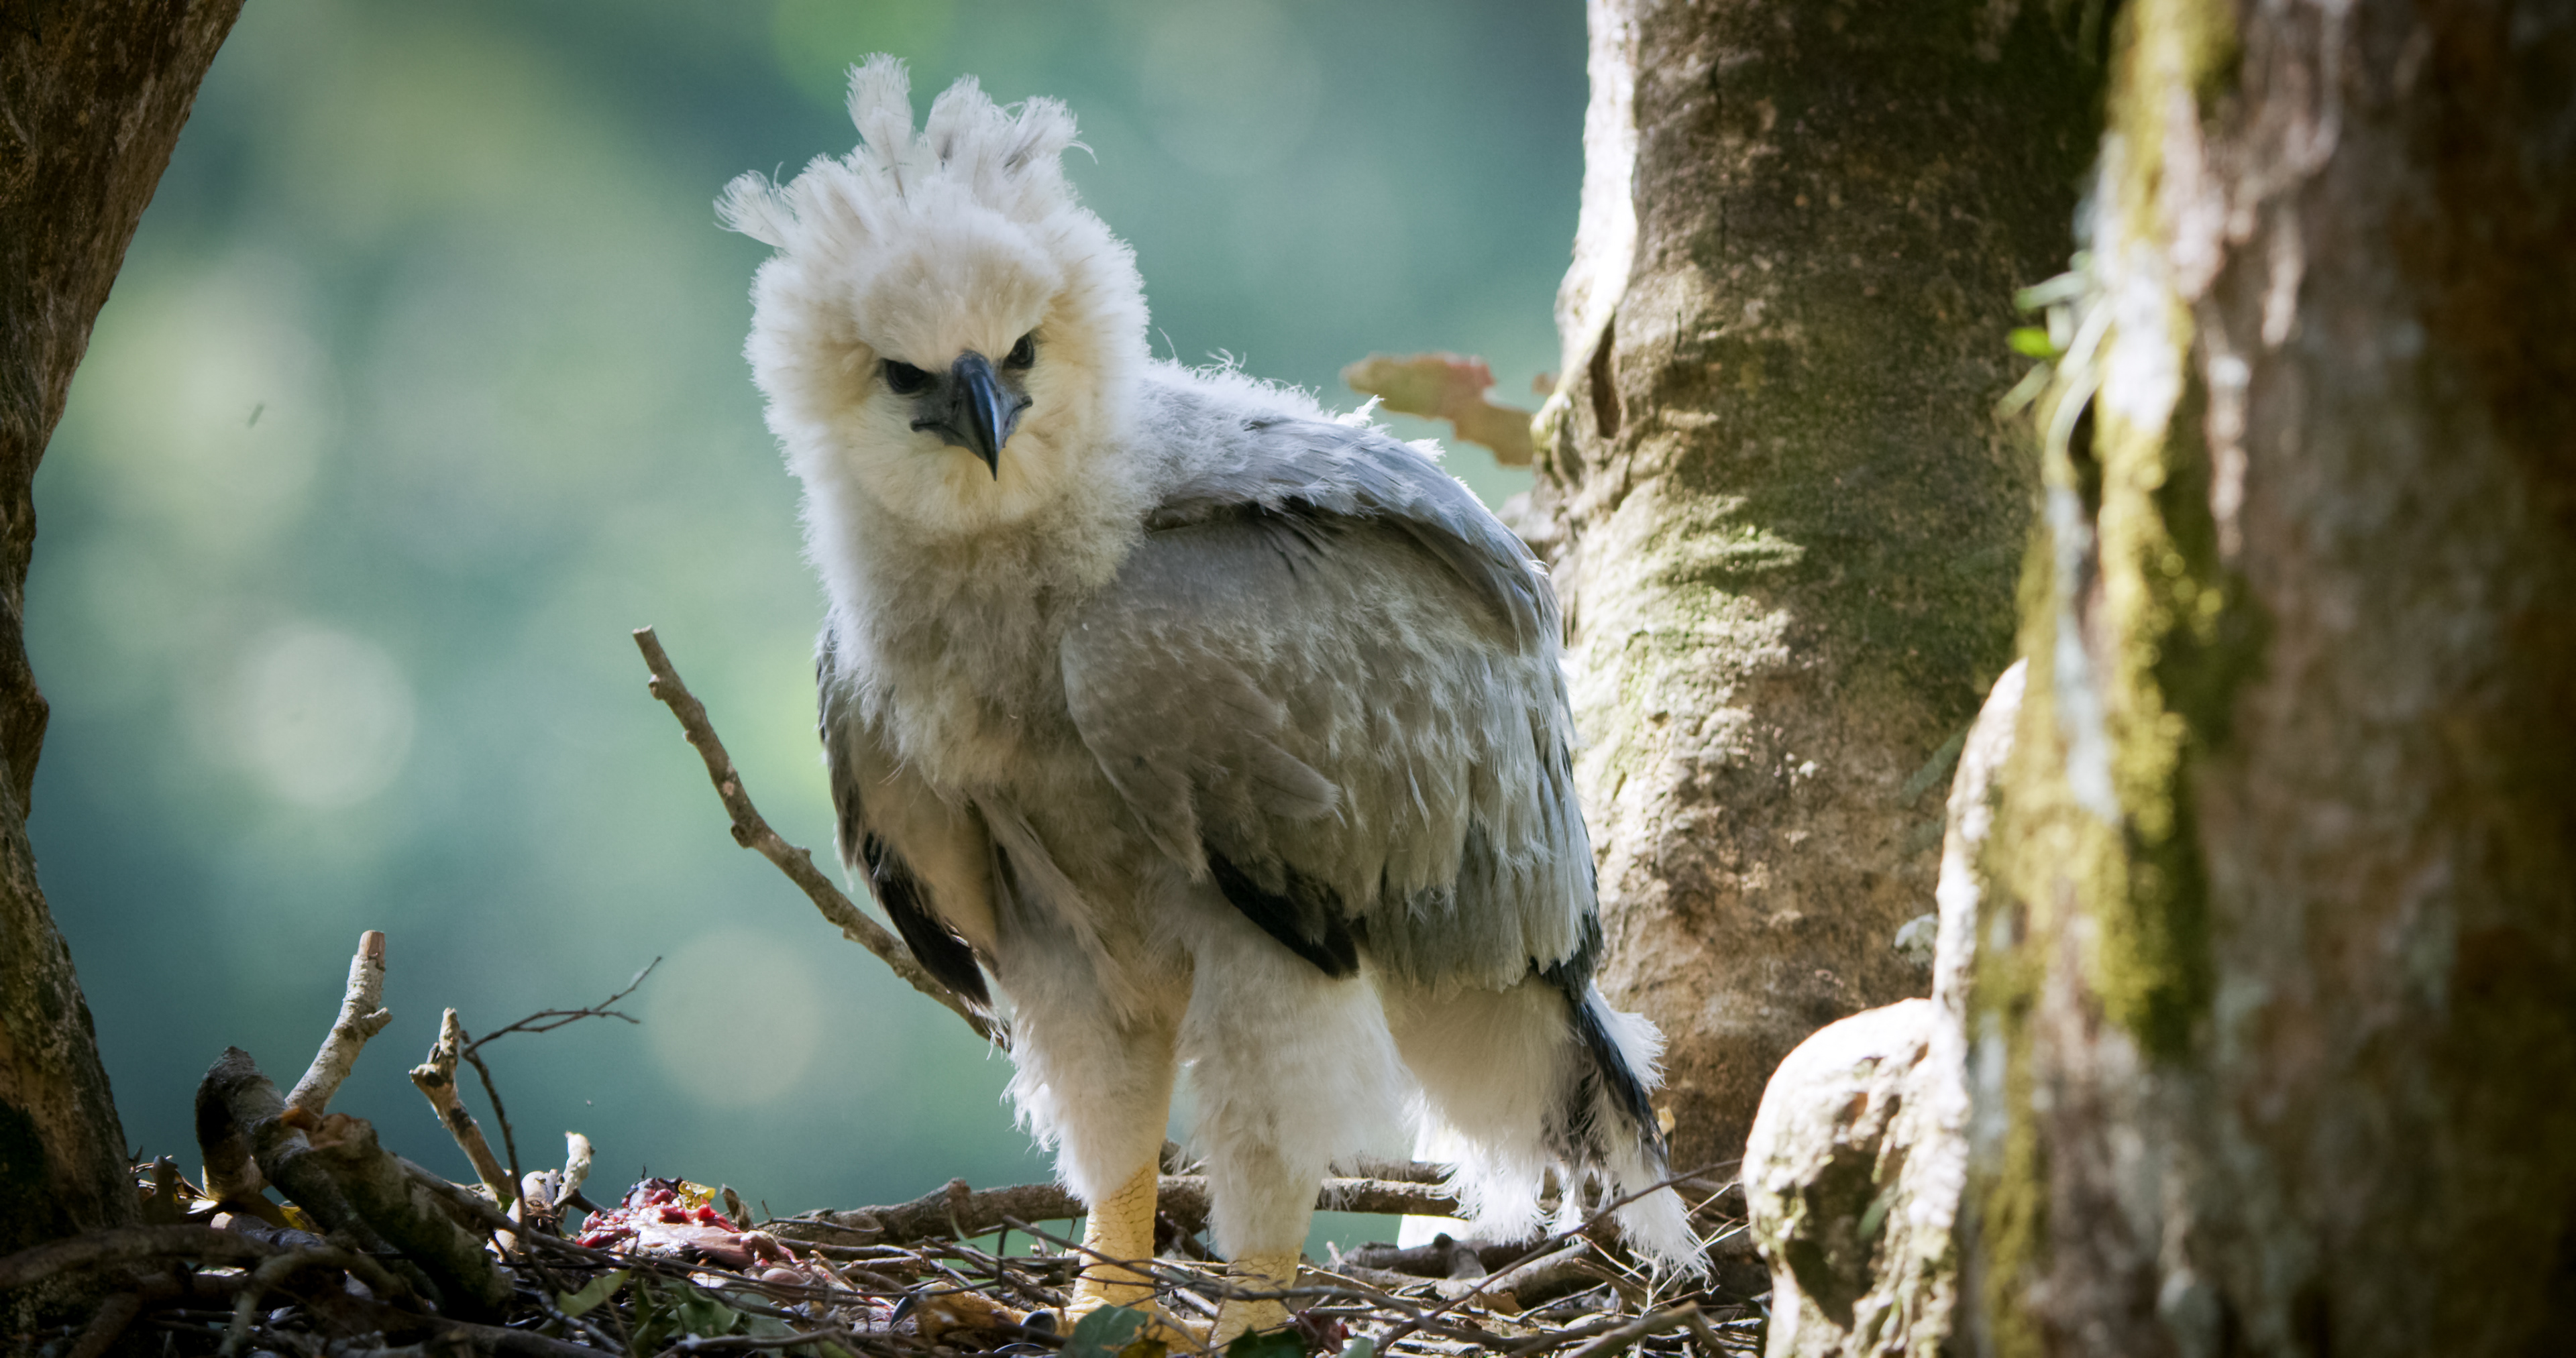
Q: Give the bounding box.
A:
[1532,0,2100,1171]
[1957,0,2576,1353]
[0,0,244,1271]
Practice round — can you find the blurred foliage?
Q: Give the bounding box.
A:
[30,0,1579,1229]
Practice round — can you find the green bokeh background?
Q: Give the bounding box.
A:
[32,0,1580,1234]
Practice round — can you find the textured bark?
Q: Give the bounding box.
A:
[1532,0,2100,1171]
[1746,999,1943,1357]
[1960,1,2576,1355]
[0,0,244,1266]
[1743,662,2022,1358]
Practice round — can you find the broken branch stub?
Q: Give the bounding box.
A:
[286,929,390,1115]
[631,625,1006,1047]
[408,1009,517,1210]
[559,1131,594,1208]
[194,1049,433,1302]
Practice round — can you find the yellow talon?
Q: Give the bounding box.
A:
[1056,1164,1299,1351]
[1066,1162,1163,1320]
[1208,1249,1301,1347]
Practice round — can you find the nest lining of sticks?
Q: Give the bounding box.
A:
[1,632,1771,1356]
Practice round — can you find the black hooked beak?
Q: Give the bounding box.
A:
[912,351,1030,479]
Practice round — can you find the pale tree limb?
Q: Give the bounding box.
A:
[632,626,1006,1047]
[1342,352,1536,465]
[408,1009,516,1211]
[286,929,390,1115]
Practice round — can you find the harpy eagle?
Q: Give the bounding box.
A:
[720,58,1700,1339]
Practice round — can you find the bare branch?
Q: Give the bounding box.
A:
[407,1009,517,1211]
[286,929,391,1116]
[771,1170,1462,1248]
[462,956,659,1053]
[631,625,1006,1046]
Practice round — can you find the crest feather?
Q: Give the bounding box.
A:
[846,54,920,184]
[715,170,792,246]
[722,55,1087,253]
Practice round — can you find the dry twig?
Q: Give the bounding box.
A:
[465,958,659,1050]
[1374,1162,1727,1352]
[633,625,1004,1045]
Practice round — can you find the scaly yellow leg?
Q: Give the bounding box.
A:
[1208,1249,1300,1346]
[1067,1163,1162,1320]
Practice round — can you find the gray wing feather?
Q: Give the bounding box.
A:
[1146,416,1549,649]
[820,636,999,1005]
[1064,417,1592,991]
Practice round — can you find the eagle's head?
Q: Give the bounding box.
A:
[722,57,1148,539]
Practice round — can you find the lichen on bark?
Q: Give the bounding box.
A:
[1963,0,2576,1351]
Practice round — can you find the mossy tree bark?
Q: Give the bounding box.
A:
[1530,0,2100,1171]
[0,0,243,1264]
[1960,0,2576,1353]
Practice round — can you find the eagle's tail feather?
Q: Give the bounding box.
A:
[1389,976,1707,1276]
[1560,991,1703,1272]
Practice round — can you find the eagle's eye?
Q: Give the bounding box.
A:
[1004,333,1037,370]
[882,359,932,395]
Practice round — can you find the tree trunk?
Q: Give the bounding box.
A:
[1532,0,2100,1171]
[0,0,243,1266]
[1960,0,2576,1353]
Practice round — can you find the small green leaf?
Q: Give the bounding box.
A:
[2008,327,2059,359]
[1227,1329,1307,1358]
[1065,1306,1153,1358]
[1339,1339,1377,1358]
[1858,1190,1892,1243]
[674,1288,741,1337]
[557,1269,628,1318]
